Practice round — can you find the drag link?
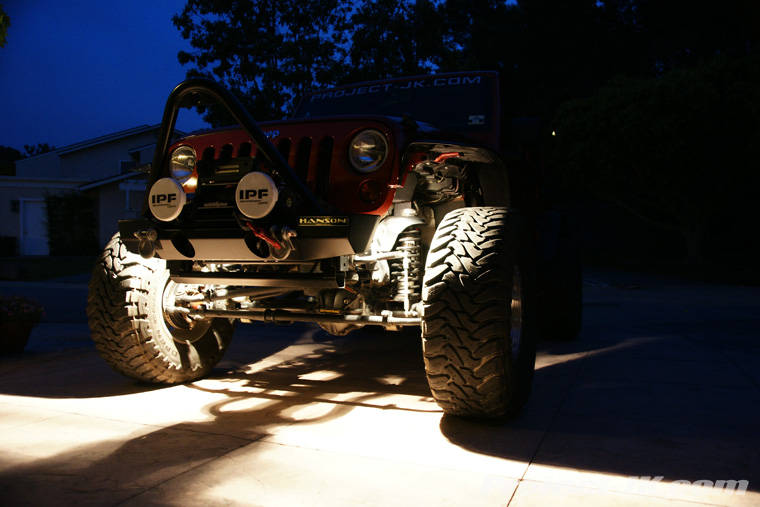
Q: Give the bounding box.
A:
[175,307,421,326]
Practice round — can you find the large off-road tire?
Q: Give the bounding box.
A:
[87,233,233,383]
[421,207,537,418]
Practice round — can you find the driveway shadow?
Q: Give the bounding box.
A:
[2,275,759,502]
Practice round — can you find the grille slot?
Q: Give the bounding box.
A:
[194,134,335,199]
[219,144,233,159]
[276,138,291,161]
[238,142,252,157]
[295,137,312,185]
[316,136,334,200]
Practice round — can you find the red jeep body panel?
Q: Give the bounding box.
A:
[167,117,410,216]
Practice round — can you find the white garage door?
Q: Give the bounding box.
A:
[21,199,49,256]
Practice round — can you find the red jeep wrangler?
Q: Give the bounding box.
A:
[87,71,581,418]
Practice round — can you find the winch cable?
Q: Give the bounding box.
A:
[245,222,283,250]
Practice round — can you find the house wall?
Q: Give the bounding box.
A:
[91,177,146,248]
[58,132,156,180]
[0,177,85,255]
[15,129,159,182]
[130,145,157,168]
[3,126,164,256]
[13,152,60,179]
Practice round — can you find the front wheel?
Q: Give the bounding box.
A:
[87,233,233,383]
[421,207,537,418]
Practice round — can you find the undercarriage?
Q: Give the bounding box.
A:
[160,205,428,336]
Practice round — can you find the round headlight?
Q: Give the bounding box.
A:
[349,129,388,173]
[169,146,196,183]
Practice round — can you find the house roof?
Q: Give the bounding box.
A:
[19,125,189,163]
[16,124,186,186]
[55,125,162,156]
[78,171,147,191]
[21,124,187,160]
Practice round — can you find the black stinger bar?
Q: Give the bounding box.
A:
[147,78,325,215]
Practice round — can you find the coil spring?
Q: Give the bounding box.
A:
[391,228,422,304]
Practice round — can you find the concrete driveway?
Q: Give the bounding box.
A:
[0,268,758,506]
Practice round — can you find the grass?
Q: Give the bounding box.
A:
[0,256,96,282]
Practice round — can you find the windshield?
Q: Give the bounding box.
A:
[293,73,496,134]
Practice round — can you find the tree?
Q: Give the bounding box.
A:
[510,0,651,117]
[433,0,651,117]
[341,0,444,83]
[174,0,760,125]
[0,4,9,48]
[44,191,99,256]
[635,0,760,74]
[436,0,519,72]
[24,143,56,157]
[550,55,760,266]
[0,145,23,176]
[173,0,352,124]
[173,0,454,123]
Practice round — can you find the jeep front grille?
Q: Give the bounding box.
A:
[197,136,334,201]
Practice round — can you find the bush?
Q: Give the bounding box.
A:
[549,54,760,268]
[0,294,45,322]
[44,191,99,256]
[0,236,17,256]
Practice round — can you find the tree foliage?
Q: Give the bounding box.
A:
[44,191,99,256]
[0,144,56,176]
[550,55,760,266]
[0,4,9,49]
[342,0,444,83]
[24,143,56,157]
[634,0,760,72]
[0,145,23,176]
[174,0,760,122]
[173,0,351,123]
[172,0,451,123]
[437,0,520,71]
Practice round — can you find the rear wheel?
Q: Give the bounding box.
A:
[421,207,537,418]
[87,233,233,383]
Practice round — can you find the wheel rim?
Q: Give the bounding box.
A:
[161,279,211,344]
[510,264,523,363]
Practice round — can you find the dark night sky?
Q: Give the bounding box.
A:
[0,0,208,152]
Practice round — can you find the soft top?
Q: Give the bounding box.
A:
[294,71,499,144]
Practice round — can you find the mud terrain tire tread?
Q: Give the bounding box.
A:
[421,207,537,418]
[87,233,232,384]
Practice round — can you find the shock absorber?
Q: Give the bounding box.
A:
[391,228,422,312]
